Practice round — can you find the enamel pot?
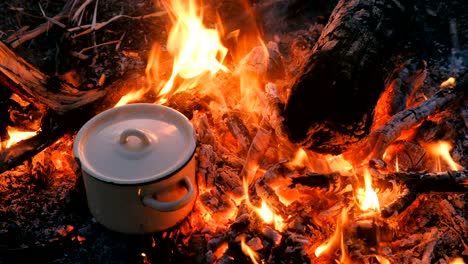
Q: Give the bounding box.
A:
[73,103,197,234]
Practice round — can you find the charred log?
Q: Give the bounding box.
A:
[283,0,415,154]
[0,41,106,114]
[343,72,467,165]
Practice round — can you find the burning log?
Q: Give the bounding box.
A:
[283,0,415,154]
[344,72,467,165]
[291,169,468,218]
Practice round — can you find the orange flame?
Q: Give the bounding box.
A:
[240,238,260,264]
[287,148,309,168]
[157,0,229,103]
[115,0,229,106]
[450,257,466,264]
[427,141,463,171]
[4,127,37,148]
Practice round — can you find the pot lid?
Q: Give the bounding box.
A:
[73,103,196,185]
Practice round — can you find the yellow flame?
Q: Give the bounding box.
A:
[315,209,348,257]
[375,255,392,264]
[440,77,456,88]
[356,169,380,212]
[427,141,463,171]
[287,148,309,167]
[115,89,148,107]
[240,238,259,264]
[242,178,285,231]
[4,127,37,148]
[256,200,274,223]
[156,0,229,103]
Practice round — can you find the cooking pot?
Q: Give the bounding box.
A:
[73,103,197,234]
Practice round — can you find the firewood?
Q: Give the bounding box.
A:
[283,0,415,154]
[291,169,468,218]
[240,127,272,182]
[343,73,467,166]
[0,41,106,114]
[371,59,427,131]
[262,83,288,141]
[223,112,252,154]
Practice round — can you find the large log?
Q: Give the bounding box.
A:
[0,41,106,114]
[283,0,415,154]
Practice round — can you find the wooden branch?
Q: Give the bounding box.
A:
[0,41,106,114]
[290,169,468,218]
[283,0,415,154]
[343,72,467,166]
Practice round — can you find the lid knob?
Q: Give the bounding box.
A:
[119,128,152,151]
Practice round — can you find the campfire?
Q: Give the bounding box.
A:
[0,0,467,263]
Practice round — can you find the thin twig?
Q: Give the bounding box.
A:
[72,0,93,23]
[68,11,167,36]
[77,40,121,54]
[7,14,68,48]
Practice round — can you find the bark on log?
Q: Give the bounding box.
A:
[283,0,415,154]
[0,41,106,114]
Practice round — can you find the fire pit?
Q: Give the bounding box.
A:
[0,0,467,263]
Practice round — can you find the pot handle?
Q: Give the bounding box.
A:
[142,176,195,212]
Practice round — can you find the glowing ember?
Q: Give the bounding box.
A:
[326,154,354,173]
[356,169,381,212]
[212,242,229,260]
[240,238,260,264]
[4,127,37,148]
[427,141,463,171]
[440,77,456,88]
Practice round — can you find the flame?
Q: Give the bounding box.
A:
[287,148,309,167]
[156,0,229,103]
[115,89,148,107]
[242,178,285,231]
[374,255,392,264]
[427,141,463,171]
[240,238,260,264]
[256,200,274,223]
[4,127,37,148]
[356,169,380,212]
[450,257,466,264]
[116,0,229,106]
[326,154,354,173]
[315,209,348,258]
